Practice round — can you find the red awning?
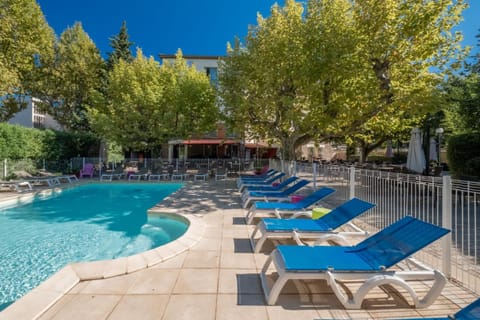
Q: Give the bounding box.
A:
[182,139,240,145]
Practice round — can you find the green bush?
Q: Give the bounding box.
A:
[0,123,100,160]
[447,133,480,180]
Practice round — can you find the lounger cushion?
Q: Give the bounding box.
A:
[277,245,374,271]
[254,187,336,210]
[247,180,309,197]
[262,218,332,232]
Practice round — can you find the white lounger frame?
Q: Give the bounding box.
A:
[260,249,447,309]
[250,221,367,253]
[100,173,125,181]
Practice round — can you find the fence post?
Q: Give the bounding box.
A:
[313,162,317,190]
[349,166,355,199]
[441,175,452,277]
[3,159,7,179]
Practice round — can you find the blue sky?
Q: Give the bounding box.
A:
[37,0,479,59]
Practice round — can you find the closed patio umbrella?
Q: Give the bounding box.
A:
[406,127,426,174]
[429,137,438,162]
[385,140,394,158]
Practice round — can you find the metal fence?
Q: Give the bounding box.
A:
[2,157,479,294]
[269,159,480,294]
[0,157,271,180]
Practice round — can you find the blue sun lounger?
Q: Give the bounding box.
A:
[260,216,450,308]
[250,197,375,253]
[242,176,299,193]
[239,168,275,180]
[389,298,480,320]
[241,179,310,208]
[245,187,336,224]
[237,172,286,191]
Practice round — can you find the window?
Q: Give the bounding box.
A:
[33,115,45,128]
[205,67,218,86]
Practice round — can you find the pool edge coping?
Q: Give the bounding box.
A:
[0,183,205,320]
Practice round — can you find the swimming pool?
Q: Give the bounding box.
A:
[0,183,185,310]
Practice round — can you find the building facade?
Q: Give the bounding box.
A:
[8,97,61,130]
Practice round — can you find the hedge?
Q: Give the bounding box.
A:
[0,123,100,160]
[447,132,480,180]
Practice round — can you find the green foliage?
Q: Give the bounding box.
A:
[0,123,100,160]
[0,0,55,120]
[33,22,105,131]
[447,132,480,179]
[89,49,218,152]
[444,66,480,134]
[219,0,467,161]
[106,21,134,70]
[220,0,310,160]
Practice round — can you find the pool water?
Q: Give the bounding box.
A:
[0,183,185,310]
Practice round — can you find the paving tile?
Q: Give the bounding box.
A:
[189,236,222,251]
[0,290,64,320]
[46,294,122,320]
[220,252,257,269]
[127,268,179,294]
[126,254,147,273]
[173,268,218,294]
[37,294,76,320]
[218,270,263,295]
[265,294,321,320]
[79,272,139,294]
[216,294,268,320]
[163,294,216,320]
[183,250,220,268]
[67,281,89,294]
[152,251,187,269]
[107,295,169,320]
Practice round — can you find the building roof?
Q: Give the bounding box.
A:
[158,54,223,60]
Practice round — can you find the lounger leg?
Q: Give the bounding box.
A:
[326,270,447,309]
[250,224,267,253]
[260,251,290,305]
[245,207,255,224]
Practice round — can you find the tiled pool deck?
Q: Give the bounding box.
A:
[0,178,478,320]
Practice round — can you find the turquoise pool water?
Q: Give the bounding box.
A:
[0,183,185,310]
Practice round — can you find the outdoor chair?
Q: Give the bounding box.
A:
[79,163,95,178]
[250,197,375,253]
[241,179,310,208]
[245,187,336,224]
[260,216,450,309]
[194,169,209,181]
[215,168,228,181]
[0,180,33,192]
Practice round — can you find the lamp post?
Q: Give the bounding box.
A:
[435,127,444,166]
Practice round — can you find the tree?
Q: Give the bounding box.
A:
[106,21,134,70]
[444,30,480,134]
[89,49,218,153]
[219,0,467,161]
[219,0,309,160]
[0,0,55,121]
[35,22,105,131]
[344,0,467,161]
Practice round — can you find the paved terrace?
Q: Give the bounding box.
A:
[0,178,478,320]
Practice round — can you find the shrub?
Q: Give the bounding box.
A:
[447,133,480,180]
[0,123,100,160]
